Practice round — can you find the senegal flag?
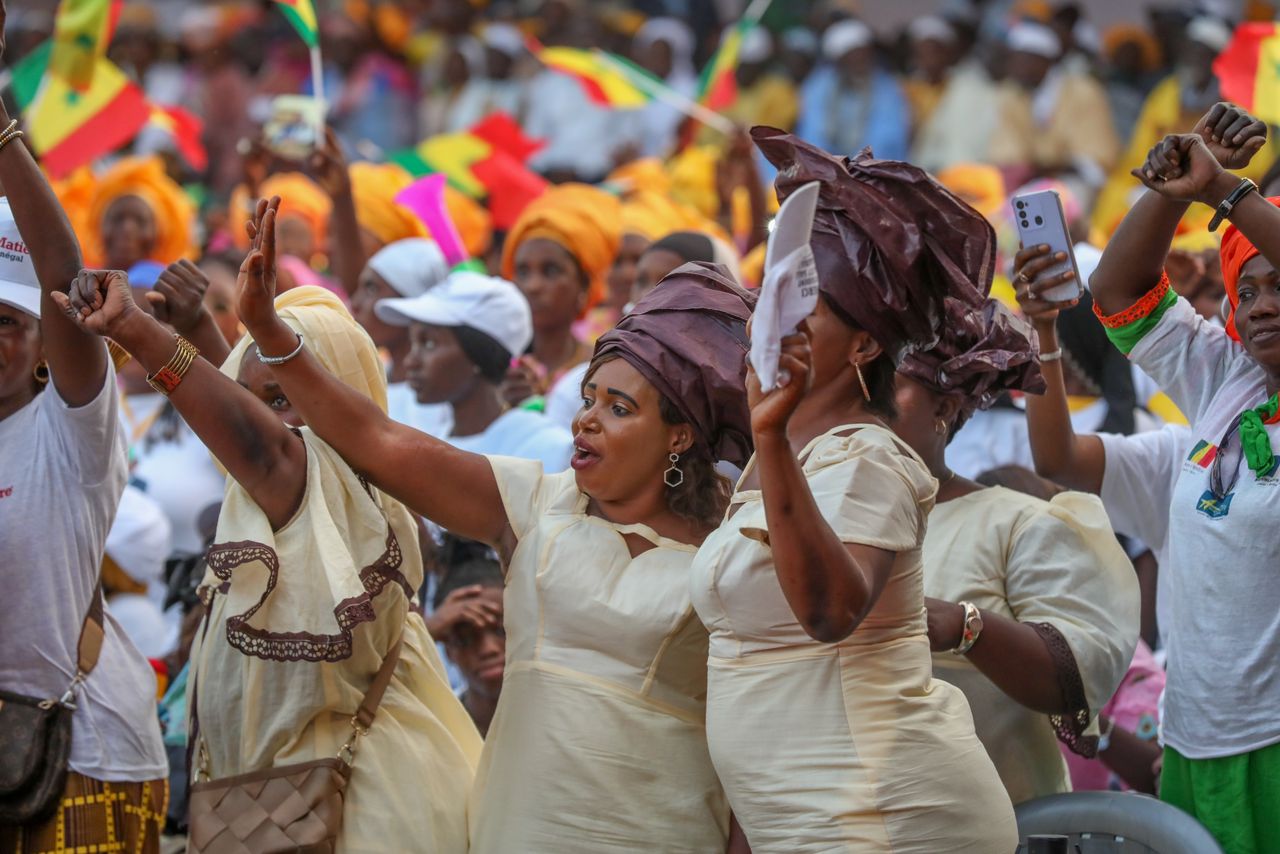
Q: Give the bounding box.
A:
[274,0,319,48]
[1213,22,1280,125]
[12,40,150,178]
[533,45,658,109]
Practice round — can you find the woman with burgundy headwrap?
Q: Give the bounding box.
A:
[1089,102,1280,853]
[893,298,1139,804]
[229,234,755,852]
[688,129,1016,851]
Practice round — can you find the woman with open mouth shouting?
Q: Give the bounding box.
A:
[217,196,756,853]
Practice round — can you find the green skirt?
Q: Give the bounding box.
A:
[1162,741,1280,854]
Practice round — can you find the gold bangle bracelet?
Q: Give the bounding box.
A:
[146,335,200,395]
[0,119,23,154]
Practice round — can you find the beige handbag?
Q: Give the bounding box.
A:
[186,638,402,854]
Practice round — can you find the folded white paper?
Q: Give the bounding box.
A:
[750,181,821,391]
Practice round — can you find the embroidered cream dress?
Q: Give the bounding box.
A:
[189,430,482,854]
[689,424,1017,853]
[468,456,729,854]
[924,487,1140,804]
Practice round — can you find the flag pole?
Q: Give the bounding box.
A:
[593,51,737,134]
[309,44,326,143]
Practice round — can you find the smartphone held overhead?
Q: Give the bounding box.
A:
[263,95,326,162]
[1012,189,1084,303]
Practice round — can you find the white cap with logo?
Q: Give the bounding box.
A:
[375,271,534,359]
[0,198,41,318]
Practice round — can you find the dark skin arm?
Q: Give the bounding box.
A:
[1097,713,1161,794]
[1092,103,1268,315]
[152,259,231,367]
[716,129,768,253]
[0,9,104,407]
[926,597,1076,715]
[309,127,364,298]
[749,332,897,643]
[235,198,510,549]
[1012,244,1105,492]
[52,268,307,529]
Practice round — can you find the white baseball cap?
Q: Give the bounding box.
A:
[366,238,450,299]
[375,272,533,359]
[0,198,41,318]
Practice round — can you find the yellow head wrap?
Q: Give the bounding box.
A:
[221,286,388,413]
[87,156,195,267]
[502,184,621,314]
[349,162,428,248]
[442,185,493,259]
[230,172,332,252]
[937,163,1007,222]
[621,189,734,247]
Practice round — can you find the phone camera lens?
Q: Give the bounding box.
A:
[1016,200,1025,209]
[1034,216,1043,226]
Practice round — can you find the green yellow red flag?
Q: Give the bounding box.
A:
[1214,22,1280,125]
[274,0,319,48]
[11,40,150,178]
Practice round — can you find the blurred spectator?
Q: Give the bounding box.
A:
[903,17,962,135]
[1100,24,1164,147]
[797,19,910,160]
[778,26,819,84]
[433,553,507,736]
[989,20,1119,194]
[323,14,417,155]
[632,17,700,157]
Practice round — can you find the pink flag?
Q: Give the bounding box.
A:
[395,174,468,266]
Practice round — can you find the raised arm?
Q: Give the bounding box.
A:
[236,198,509,547]
[749,332,896,643]
[1092,104,1268,315]
[309,128,364,298]
[1012,245,1105,492]
[54,274,307,528]
[0,7,104,405]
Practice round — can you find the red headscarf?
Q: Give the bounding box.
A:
[1219,195,1280,342]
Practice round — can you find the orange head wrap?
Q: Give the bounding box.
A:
[1102,24,1162,72]
[87,156,195,267]
[502,184,621,315]
[349,162,428,247]
[230,172,332,252]
[52,167,97,260]
[607,158,672,196]
[1219,196,1280,341]
[937,164,1007,222]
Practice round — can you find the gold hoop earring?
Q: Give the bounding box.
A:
[855,363,871,402]
[32,361,49,385]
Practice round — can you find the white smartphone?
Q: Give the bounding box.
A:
[1011,189,1084,303]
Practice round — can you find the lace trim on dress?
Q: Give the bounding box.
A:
[1029,621,1097,758]
[205,530,412,663]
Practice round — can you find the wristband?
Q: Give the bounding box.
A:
[1039,348,1063,363]
[257,332,305,365]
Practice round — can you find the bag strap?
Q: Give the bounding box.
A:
[338,634,403,765]
[355,636,402,730]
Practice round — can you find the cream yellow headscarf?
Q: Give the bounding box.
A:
[220,285,388,414]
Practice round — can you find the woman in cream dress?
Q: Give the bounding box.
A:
[55,273,482,849]
[894,298,1139,803]
[225,212,756,853]
[689,130,1017,852]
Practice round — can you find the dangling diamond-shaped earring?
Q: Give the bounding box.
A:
[664,452,684,488]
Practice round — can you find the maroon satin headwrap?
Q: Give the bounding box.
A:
[592,262,756,467]
[752,126,997,366]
